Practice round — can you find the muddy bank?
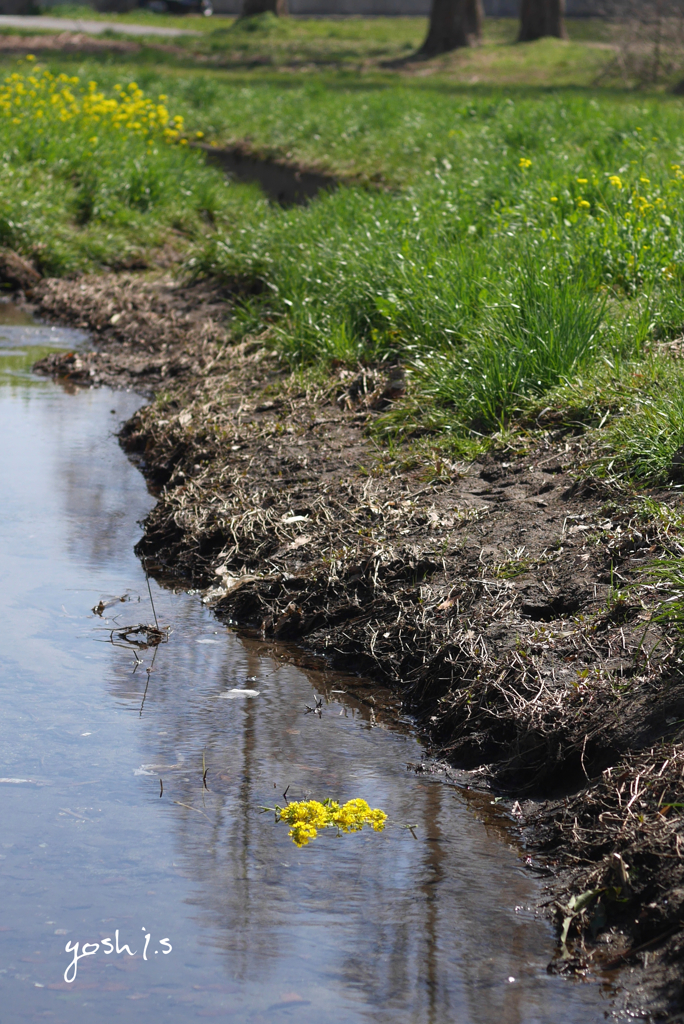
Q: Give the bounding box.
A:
[32,273,232,394]
[31,269,684,1019]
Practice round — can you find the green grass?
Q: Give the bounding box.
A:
[0,61,259,274]
[2,23,684,477]
[169,84,684,449]
[9,13,614,88]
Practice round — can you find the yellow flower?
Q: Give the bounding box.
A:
[550,196,558,202]
[519,157,532,170]
[0,64,181,149]
[367,808,388,831]
[608,175,622,189]
[640,176,650,184]
[577,178,588,184]
[276,797,387,846]
[577,199,591,208]
[290,822,318,847]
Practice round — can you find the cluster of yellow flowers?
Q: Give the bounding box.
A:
[550,169,677,220]
[0,58,185,146]
[276,798,388,847]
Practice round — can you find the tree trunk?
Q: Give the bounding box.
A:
[241,0,288,15]
[518,0,567,42]
[420,0,484,56]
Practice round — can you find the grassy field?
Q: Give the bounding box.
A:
[25,9,615,84]
[2,17,684,481]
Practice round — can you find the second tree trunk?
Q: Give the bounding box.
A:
[241,0,289,15]
[518,0,567,42]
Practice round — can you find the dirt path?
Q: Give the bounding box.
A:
[31,269,684,1019]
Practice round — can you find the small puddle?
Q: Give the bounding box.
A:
[0,308,629,1022]
[0,300,88,387]
[199,143,338,205]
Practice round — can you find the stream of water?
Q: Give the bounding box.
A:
[0,308,626,1023]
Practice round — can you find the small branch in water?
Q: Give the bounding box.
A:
[173,800,210,820]
[144,558,160,631]
[139,644,159,717]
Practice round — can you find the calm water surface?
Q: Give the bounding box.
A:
[0,313,624,1023]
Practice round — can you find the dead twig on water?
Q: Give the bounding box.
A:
[108,623,169,650]
[143,557,160,631]
[173,800,210,820]
[139,643,159,717]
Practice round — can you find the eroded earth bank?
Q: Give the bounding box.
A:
[31,268,684,1020]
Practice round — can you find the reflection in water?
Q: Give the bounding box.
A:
[132,632,571,1024]
[0,321,88,388]
[0,329,626,1023]
[0,298,36,326]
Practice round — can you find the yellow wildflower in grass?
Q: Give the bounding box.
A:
[577,178,588,184]
[276,797,388,847]
[608,175,623,189]
[550,196,558,202]
[519,157,532,170]
[578,199,591,209]
[0,63,185,149]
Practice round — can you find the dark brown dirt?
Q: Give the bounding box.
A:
[30,269,684,1020]
[32,272,232,394]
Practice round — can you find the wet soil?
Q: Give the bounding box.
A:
[29,268,684,1019]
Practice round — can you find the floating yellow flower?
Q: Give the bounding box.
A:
[276,798,388,847]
